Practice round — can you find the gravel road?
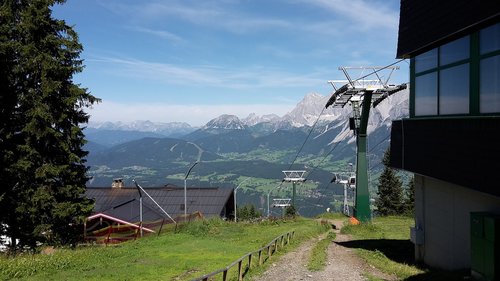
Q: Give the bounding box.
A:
[255,219,397,281]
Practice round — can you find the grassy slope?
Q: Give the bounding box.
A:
[0,218,328,281]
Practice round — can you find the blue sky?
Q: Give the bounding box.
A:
[53,0,408,126]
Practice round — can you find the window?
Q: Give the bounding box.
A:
[415,73,438,116]
[480,53,500,113]
[480,22,500,54]
[479,22,500,114]
[414,36,470,116]
[440,36,469,65]
[440,64,469,114]
[415,48,437,73]
[412,22,500,117]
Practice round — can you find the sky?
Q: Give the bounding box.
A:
[53,0,408,126]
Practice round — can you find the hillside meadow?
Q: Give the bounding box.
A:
[0,218,329,281]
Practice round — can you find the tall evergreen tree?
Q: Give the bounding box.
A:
[375,148,404,216]
[404,175,415,215]
[0,0,99,250]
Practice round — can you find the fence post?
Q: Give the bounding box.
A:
[238,260,243,281]
[83,221,87,241]
[287,232,290,244]
[248,253,252,269]
[157,218,165,237]
[275,239,278,252]
[106,225,112,245]
[223,270,228,281]
[259,249,263,265]
[268,244,271,258]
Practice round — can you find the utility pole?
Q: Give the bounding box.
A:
[327,66,406,223]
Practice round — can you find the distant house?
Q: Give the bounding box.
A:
[390,0,500,274]
[86,181,235,223]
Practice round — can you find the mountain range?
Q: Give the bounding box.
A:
[84,90,409,216]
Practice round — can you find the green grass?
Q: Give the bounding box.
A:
[307,231,336,271]
[0,217,329,281]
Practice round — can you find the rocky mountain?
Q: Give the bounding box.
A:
[203,114,246,130]
[87,120,196,138]
[242,113,281,126]
[85,89,409,216]
[281,93,343,127]
[84,128,167,147]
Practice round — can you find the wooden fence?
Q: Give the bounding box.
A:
[191,231,295,281]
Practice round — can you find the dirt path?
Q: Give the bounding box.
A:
[256,219,397,281]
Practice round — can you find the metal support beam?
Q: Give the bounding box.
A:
[355,90,373,223]
[326,65,406,223]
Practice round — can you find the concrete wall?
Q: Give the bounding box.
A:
[414,174,500,270]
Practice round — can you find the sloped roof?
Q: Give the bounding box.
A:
[86,187,234,223]
[397,0,500,58]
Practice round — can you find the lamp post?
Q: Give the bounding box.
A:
[234,177,251,222]
[184,161,198,218]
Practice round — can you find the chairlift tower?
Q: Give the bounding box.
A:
[326,66,407,222]
[331,163,355,216]
[282,170,306,208]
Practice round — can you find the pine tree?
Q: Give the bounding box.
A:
[0,0,99,250]
[375,148,404,216]
[404,175,415,215]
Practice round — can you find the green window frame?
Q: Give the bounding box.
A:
[410,21,500,118]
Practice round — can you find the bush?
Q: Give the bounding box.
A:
[284,205,297,218]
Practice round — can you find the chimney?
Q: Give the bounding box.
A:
[111,178,124,189]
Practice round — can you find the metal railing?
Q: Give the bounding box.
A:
[191,231,295,281]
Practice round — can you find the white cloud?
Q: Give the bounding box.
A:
[86,100,295,126]
[102,0,292,34]
[302,0,399,32]
[131,27,185,44]
[87,56,328,90]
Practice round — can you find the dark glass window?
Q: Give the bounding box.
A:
[415,48,438,73]
[415,72,438,116]
[480,55,500,113]
[440,36,470,65]
[440,64,469,114]
[480,22,500,54]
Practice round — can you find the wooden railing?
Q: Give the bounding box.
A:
[191,231,295,281]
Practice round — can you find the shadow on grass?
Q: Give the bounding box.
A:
[336,239,415,265]
[336,239,471,281]
[403,269,471,281]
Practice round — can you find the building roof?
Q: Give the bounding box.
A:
[86,186,234,223]
[397,0,500,58]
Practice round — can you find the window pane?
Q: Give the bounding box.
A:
[415,72,438,116]
[440,36,469,65]
[439,64,469,115]
[480,22,500,54]
[480,55,500,113]
[415,48,438,73]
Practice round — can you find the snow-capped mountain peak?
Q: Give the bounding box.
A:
[203,114,246,130]
[242,113,281,126]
